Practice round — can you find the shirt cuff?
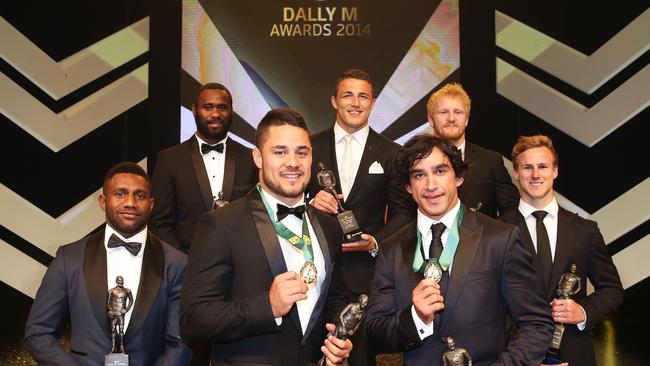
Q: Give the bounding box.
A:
[577,305,587,331]
[411,305,433,340]
[275,317,282,326]
[369,236,379,257]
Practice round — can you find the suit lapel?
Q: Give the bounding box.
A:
[346,129,380,203]
[222,137,237,201]
[301,206,332,341]
[549,209,572,297]
[441,209,483,334]
[187,137,214,211]
[509,211,548,297]
[124,231,164,341]
[83,229,110,340]
[457,143,476,198]
[246,190,302,332]
[399,222,422,287]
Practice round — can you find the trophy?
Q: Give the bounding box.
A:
[442,337,472,366]
[212,191,229,210]
[316,294,368,366]
[316,163,363,243]
[544,263,581,365]
[106,276,134,366]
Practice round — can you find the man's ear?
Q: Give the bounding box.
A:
[98,194,106,211]
[253,148,263,169]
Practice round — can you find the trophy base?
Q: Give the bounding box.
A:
[337,210,363,243]
[105,353,129,366]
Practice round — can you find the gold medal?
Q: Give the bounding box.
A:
[300,261,318,286]
[423,261,443,283]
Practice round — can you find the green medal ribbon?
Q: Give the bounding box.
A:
[412,205,464,274]
[256,184,314,263]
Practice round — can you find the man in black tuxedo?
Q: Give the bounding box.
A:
[150,82,257,253]
[365,135,553,365]
[501,135,623,366]
[307,69,415,365]
[24,162,191,366]
[180,108,352,365]
[427,83,518,218]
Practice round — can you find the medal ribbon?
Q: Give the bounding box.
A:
[412,205,464,273]
[256,184,314,263]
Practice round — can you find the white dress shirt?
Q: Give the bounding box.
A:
[104,225,147,330]
[195,134,227,201]
[260,188,326,334]
[411,200,461,339]
[333,123,369,200]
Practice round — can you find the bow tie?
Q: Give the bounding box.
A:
[201,142,224,154]
[276,204,305,221]
[107,233,142,256]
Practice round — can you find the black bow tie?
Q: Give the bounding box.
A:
[201,142,224,154]
[276,204,305,221]
[107,233,142,256]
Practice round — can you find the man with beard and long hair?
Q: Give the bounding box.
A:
[181,108,353,365]
[150,83,257,253]
[427,83,519,218]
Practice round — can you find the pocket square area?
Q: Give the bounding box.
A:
[368,161,384,174]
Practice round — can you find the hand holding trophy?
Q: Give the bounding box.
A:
[316,163,363,242]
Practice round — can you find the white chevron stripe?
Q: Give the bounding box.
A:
[496,59,650,147]
[495,9,650,94]
[613,235,650,290]
[0,64,148,152]
[182,0,268,128]
[371,0,460,132]
[0,159,147,256]
[0,239,47,299]
[0,16,149,100]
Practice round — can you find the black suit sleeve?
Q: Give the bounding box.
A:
[155,254,192,366]
[493,156,519,217]
[179,213,279,345]
[150,152,183,250]
[364,244,423,353]
[578,222,624,329]
[23,246,81,366]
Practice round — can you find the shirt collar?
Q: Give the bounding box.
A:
[195,133,228,149]
[333,122,370,146]
[457,142,466,160]
[416,199,461,237]
[104,224,148,257]
[518,197,558,219]
[259,186,305,221]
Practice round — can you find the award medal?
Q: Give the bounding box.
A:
[423,259,443,283]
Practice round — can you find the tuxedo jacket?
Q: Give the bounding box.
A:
[501,207,624,366]
[365,208,554,366]
[150,136,257,252]
[307,127,416,296]
[459,142,519,218]
[180,189,344,366]
[23,229,191,366]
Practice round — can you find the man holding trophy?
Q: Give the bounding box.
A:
[365,135,553,365]
[502,135,624,366]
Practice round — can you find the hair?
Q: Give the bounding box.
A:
[255,108,309,148]
[103,162,150,192]
[511,135,559,169]
[196,82,233,106]
[394,134,468,188]
[426,82,471,117]
[333,68,374,97]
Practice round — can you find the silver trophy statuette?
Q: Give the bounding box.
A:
[316,162,363,243]
[442,337,472,366]
[106,276,133,366]
[212,191,229,210]
[544,263,581,365]
[423,258,443,283]
[300,261,318,286]
[316,294,368,366]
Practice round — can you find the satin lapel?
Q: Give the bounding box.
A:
[549,209,572,297]
[188,137,214,211]
[246,190,301,332]
[302,206,332,341]
[399,222,421,287]
[83,229,110,340]
[221,137,237,201]
[125,232,164,342]
[440,210,483,334]
[346,129,380,203]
